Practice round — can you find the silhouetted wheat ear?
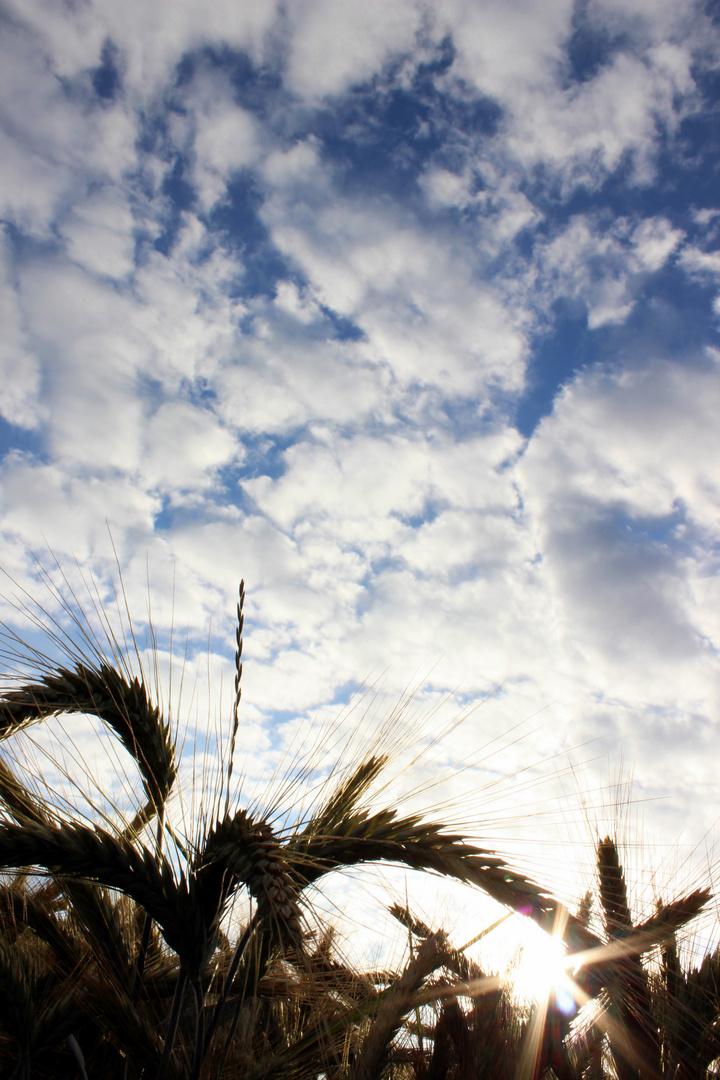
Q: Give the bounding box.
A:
[0,662,177,810]
[198,808,302,941]
[671,948,720,1074]
[631,890,712,953]
[389,902,434,941]
[596,837,661,1080]
[301,755,388,839]
[290,809,602,954]
[349,930,447,1080]
[389,902,485,985]
[0,818,220,976]
[0,882,74,971]
[598,836,633,937]
[0,758,51,825]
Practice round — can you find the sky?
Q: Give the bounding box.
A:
[1,0,720,948]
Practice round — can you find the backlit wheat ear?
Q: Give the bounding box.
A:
[290,809,603,954]
[596,836,661,1080]
[0,662,177,812]
[349,930,447,1080]
[0,882,78,974]
[389,902,434,941]
[598,836,633,936]
[0,818,220,977]
[629,890,712,953]
[661,945,720,1077]
[198,808,302,940]
[299,754,388,838]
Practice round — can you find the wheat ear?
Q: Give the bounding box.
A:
[596,836,661,1080]
[349,931,446,1080]
[0,757,52,826]
[0,819,222,977]
[0,663,177,811]
[290,809,602,954]
[598,836,633,936]
[197,808,302,939]
[627,890,712,955]
[302,755,388,838]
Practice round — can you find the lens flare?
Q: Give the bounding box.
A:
[512,928,578,1013]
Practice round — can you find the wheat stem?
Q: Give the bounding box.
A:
[155,970,188,1080]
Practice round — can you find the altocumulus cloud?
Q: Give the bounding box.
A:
[1,0,720,901]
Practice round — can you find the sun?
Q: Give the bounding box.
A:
[511,925,579,1015]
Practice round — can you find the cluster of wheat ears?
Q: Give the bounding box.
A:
[0,564,718,1080]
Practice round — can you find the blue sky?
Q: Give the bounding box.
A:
[1,0,720,927]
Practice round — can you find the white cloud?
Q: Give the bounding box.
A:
[10,215,247,474]
[273,280,320,323]
[0,456,158,563]
[177,67,261,211]
[4,0,280,101]
[0,19,137,236]
[59,185,136,279]
[140,402,238,493]
[631,216,684,271]
[527,361,720,529]
[519,360,720,707]
[434,1,709,196]
[679,246,720,277]
[195,104,257,174]
[693,208,720,225]
[266,199,529,394]
[283,0,421,99]
[212,331,389,434]
[262,140,327,191]
[420,167,475,210]
[0,233,42,428]
[583,0,715,50]
[436,0,572,101]
[507,53,680,187]
[533,214,682,327]
[242,428,521,535]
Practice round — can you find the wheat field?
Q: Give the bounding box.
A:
[0,564,717,1080]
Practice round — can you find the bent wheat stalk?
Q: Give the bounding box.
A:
[0,663,177,813]
[0,819,208,972]
[290,806,603,955]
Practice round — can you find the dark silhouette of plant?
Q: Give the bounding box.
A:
[0,568,716,1080]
